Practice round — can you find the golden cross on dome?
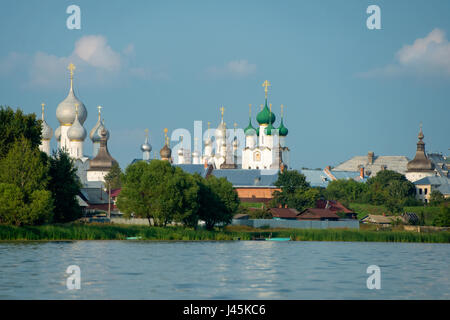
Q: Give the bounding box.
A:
[262,80,271,99]
[68,63,75,76]
[164,128,169,145]
[220,106,225,122]
[41,103,45,120]
[68,63,76,89]
[145,128,149,136]
[281,104,284,118]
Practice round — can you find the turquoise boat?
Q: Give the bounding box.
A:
[265,237,291,241]
[126,236,142,240]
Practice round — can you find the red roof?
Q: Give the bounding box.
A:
[297,208,340,220]
[316,200,352,213]
[110,188,121,198]
[269,208,299,219]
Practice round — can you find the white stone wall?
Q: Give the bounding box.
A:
[87,170,107,182]
[406,172,434,182]
[69,140,84,159]
[60,125,71,152]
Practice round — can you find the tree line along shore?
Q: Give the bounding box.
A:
[0,224,449,243]
[0,106,448,243]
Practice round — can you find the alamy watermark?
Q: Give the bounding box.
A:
[366,265,381,290]
[66,265,81,290]
[66,5,81,30]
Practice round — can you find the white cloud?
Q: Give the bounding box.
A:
[207,59,256,77]
[358,28,450,78]
[74,35,121,71]
[0,35,162,88]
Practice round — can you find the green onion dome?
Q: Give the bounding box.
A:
[264,122,277,135]
[244,118,256,136]
[278,119,288,136]
[256,99,276,125]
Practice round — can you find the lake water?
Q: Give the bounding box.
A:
[0,241,448,299]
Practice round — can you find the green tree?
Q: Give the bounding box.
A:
[198,176,240,230]
[0,106,42,160]
[429,190,445,206]
[366,170,416,209]
[432,205,450,227]
[117,160,200,227]
[47,149,82,222]
[272,169,319,211]
[116,161,153,224]
[0,183,25,225]
[325,179,368,203]
[0,137,49,198]
[104,162,123,190]
[0,183,53,226]
[0,138,53,225]
[275,169,310,193]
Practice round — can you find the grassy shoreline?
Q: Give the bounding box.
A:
[0,224,449,243]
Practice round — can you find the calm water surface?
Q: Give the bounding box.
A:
[0,241,448,299]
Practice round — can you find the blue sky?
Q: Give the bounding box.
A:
[0,0,449,170]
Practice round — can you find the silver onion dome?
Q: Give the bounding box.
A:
[91,120,110,142]
[41,120,53,140]
[56,87,87,125]
[89,117,101,141]
[141,135,152,152]
[67,112,87,141]
[55,126,61,141]
[215,122,227,138]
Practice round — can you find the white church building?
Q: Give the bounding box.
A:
[38,63,117,185]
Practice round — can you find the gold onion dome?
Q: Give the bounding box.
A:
[160,128,172,159]
[56,63,87,125]
[160,144,172,159]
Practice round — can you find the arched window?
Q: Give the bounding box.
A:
[254,152,261,162]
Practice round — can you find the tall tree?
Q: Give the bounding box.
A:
[272,169,318,211]
[275,169,310,193]
[366,170,416,209]
[47,149,82,222]
[117,160,200,227]
[0,138,53,225]
[0,106,42,160]
[104,162,123,190]
[198,176,240,230]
